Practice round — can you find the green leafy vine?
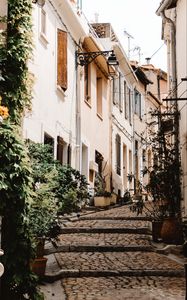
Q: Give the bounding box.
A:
[0,0,42,299]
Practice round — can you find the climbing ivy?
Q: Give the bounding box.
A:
[0,0,43,299]
[0,0,33,124]
[0,122,42,299]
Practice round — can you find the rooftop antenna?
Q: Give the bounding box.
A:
[124,30,134,59]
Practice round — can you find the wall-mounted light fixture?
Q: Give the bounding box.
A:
[76,50,119,68]
[32,0,45,7]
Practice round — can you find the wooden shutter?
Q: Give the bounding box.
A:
[116,134,121,176]
[119,74,123,112]
[113,77,119,105]
[57,29,67,91]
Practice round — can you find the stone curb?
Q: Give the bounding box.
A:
[44,244,154,255]
[59,227,151,234]
[78,216,152,221]
[43,268,185,283]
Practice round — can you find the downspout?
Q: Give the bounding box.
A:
[156,0,177,97]
[75,49,81,172]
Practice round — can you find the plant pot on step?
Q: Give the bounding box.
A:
[161,217,184,245]
[31,257,48,277]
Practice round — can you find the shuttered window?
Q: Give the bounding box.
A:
[57,29,67,91]
[113,77,119,105]
[119,73,123,112]
[116,134,121,176]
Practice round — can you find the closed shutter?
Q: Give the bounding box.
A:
[141,94,145,120]
[116,134,121,176]
[119,73,123,112]
[113,77,119,105]
[57,29,67,91]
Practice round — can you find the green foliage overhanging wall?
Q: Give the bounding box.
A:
[0,0,42,299]
[0,0,33,124]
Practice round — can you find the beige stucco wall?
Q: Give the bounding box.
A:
[176,0,187,216]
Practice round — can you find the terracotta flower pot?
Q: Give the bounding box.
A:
[161,217,183,245]
[31,257,47,276]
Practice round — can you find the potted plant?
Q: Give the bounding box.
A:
[29,178,59,276]
[94,173,111,207]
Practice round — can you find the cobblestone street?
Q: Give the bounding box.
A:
[43,205,186,299]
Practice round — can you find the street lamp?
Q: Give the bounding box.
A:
[76,50,119,68]
[32,0,45,7]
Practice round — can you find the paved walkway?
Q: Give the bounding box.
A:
[40,205,187,299]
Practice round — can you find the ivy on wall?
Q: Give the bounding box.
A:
[0,0,43,299]
[0,0,33,124]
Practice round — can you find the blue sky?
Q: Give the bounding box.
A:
[82,0,167,71]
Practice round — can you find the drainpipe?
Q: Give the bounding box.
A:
[75,47,81,172]
[156,0,177,98]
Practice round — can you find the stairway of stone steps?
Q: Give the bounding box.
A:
[44,205,186,299]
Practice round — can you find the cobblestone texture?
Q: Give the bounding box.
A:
[61,276,185,300]
[54,205,186,299]
[59,233,151,246]
[57,251,183,271]
[64,219,150,229]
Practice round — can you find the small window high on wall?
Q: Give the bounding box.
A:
[57,29,67,91]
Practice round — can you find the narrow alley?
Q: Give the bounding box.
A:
[41,205,186,300]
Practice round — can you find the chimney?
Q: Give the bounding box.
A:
[145,57,151,64]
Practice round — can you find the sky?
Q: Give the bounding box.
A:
[82,0,167,71]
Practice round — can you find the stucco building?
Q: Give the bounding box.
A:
[156,0,187,217]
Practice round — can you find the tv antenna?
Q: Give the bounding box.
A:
[124,30,134,59]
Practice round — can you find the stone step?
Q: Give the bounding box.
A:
[44,268,184,282]
[44,244,153,255]
[78,216,151,221]
[59,227,151,234]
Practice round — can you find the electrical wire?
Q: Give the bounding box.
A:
[150,43,165,59]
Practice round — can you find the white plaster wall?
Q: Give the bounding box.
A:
[23,1,77,167]
[80,63,111,187]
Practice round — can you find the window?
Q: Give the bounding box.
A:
[57,29,67,91]
[44,133,54,155]
[113,77,119,105]
[134,89,142,119]
[96,77,102,117]
[128,87,132,124]
[57,136,71,165]
[119,73,123,112]
[84,64,91,105]
[56,136,64,165]
[116,134,121,175]
[67,144,71,166]
[124,81,127,119]
[95,150,103,175]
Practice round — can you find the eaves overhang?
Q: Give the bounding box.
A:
[53,0,86,43]
[82,35,117,78]
[113,44,138,84]
[131,65,153,86]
